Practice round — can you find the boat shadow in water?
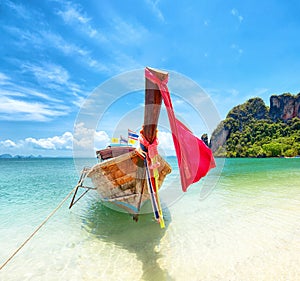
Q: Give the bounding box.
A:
[81,201,174,281]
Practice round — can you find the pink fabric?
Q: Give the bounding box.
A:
[145,68,216,191]
[139,134,160,169]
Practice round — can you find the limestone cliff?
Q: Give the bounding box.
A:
[269,93,300,121]
[209,121,229,155]
[210,93,300,157]
[210,97,269,153]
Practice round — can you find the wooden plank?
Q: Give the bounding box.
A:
[142,67,168,144]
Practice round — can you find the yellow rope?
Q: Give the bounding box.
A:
[0,185,78,271]
[151,155,165,229]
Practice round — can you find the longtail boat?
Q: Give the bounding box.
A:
[70,67,172,226]
[70,67,216,227]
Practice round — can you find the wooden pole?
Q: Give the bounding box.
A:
[142,67,168,144]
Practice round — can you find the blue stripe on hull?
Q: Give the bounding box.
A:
[102,198,140,214]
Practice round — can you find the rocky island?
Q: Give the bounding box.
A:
[210,93,300,157]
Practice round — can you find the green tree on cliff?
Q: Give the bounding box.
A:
[210,94,300,157]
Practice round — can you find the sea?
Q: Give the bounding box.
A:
[0,157,299,281]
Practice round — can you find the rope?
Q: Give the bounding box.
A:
[0,185,78,271]
[139,131,165,228]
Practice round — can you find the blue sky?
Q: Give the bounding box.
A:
[1,0,300,156]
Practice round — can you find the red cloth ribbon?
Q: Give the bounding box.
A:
[145,68,216,192]
[139,133,160,169]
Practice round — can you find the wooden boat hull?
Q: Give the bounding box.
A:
[87,150,171,214]
[96,145,135,161]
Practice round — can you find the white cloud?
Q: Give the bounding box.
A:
[111,16,149,46]
[0,139,18,148]
[56,2,106,41]
[72,94,86,108]
[231,8,243,22]
[3,61,89,109]
[0,96,69,121]
[158,131,175,156]
[231,43,243,56]
[73,125,174,155]
[0,71,83,121]
[22,62,70,88]
[57,5,90,24]
[38,30,90,57]
[3,1,147,98]
[85,57,109,73]
[25,132,73,150]
[20,87,62,103]
[0,72,10,84]
[0,129,175,156]
[4,25,107,73]
[1,72,62,102]
[42,32,108,72]
[94,130,110,148]
[146,0,165,22]
[4,3,142,73]
[73,122,110,150]
[0,132,73,153]
[231,9,237,16]
[5,0,30,19]
[3,26,42,47]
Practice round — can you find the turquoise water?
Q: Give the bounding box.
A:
[0,158,300,280]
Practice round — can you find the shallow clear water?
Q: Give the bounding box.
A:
[0,157,299,280]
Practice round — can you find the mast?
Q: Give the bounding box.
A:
[142,67,168,144]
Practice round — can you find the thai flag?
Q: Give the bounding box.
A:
[128,129,139,141]
[120,135,128,144]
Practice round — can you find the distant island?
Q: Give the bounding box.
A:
[209,93,300,158]
[0,154,43,159]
